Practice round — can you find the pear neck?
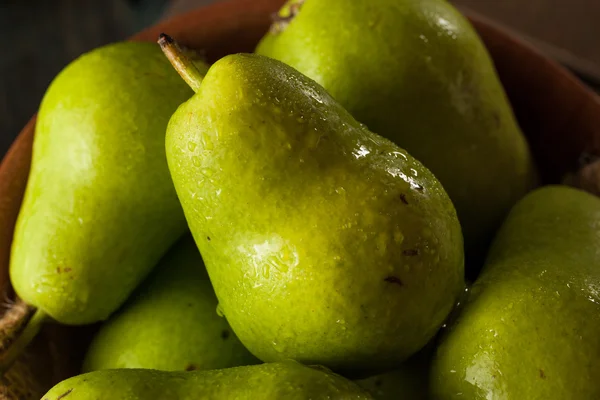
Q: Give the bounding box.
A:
[158,33,204,93]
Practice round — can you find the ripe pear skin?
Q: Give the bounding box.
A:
[43,361,373,399]
[82,235,258,372]
[165,52,464,374]
[430,185,600,399]
[256,0,537,269]
[9,42,206,325]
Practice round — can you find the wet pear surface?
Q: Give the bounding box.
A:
[431,186,600,399]
[10,43,200,324]
[257,0,537,269]
[166,54,464,373]
[82,235,258,372]
[43,361,373,399]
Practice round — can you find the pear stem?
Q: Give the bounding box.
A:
[158,33,204,93]
[0,305,47,375]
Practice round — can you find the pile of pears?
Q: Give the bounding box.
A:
[3,0,599,399]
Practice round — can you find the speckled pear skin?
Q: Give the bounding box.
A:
[82,235,259,372]
[430,185,600,399]
[166,53,465,374]
[43,361,373,400]
[256,0,537,270]
[10,42,206,325]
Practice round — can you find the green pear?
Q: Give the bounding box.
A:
[256,0,538,271]
[43,361,373,399]
[82,234,259,372]
[356,348,431,400]
[160,34,464,374]
[430,185,600,399]
[9,42,206,342]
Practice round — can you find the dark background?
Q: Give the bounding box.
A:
[1,0,599,158]
[0,0,164,156]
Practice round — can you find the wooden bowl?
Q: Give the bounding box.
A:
[0,0,598,393]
